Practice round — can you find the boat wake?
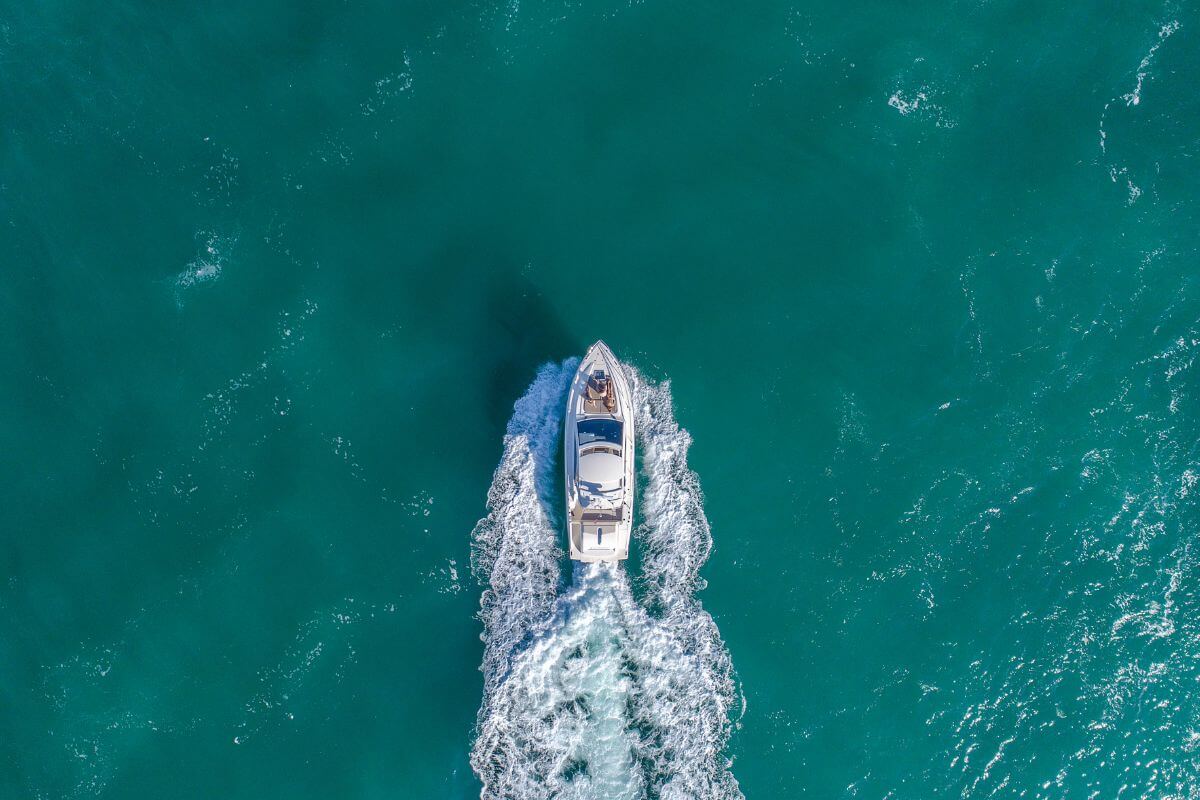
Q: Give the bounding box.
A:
[471,361,742,800]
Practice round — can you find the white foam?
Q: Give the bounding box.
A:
[1123,21,1180,107]
[471,359,577,703]
[626,371,742,799]
[888,89,928,116]
[361,50,413,117]
[175,231,232,303]
[471,364,743,800]
[887,86,956,128]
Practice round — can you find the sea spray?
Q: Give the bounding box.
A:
[471,360,578,702]
[626,372,741,800]
[471,363,742,800]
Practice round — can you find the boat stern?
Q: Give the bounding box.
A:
[568,519,630,562]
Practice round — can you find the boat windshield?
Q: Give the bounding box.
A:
[577,419,622,444]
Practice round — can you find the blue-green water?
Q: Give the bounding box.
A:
[4,1,1200,797]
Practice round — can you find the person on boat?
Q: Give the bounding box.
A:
[587,371,617,411]
[587,371,608,400]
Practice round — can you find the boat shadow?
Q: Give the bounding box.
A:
[478,272,578,433]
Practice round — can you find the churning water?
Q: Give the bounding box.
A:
[471,362,742,800]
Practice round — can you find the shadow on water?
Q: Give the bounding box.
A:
[477,270,578,432]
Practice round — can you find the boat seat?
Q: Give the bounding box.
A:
[585,371,618,413]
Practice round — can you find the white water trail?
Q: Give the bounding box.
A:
[471,363,742,800]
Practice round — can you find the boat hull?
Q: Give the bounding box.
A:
[563,341,635,562]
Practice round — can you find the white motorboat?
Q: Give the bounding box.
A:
[563,341,635,562]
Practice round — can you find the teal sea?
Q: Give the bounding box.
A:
[4,1,1200,797]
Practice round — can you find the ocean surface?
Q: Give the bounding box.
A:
[4,1,1200,798]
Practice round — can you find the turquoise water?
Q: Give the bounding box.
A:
[5,0,1200,797]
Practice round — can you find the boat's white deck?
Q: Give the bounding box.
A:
[564,341,635,562]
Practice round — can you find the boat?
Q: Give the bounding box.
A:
[563,340,635,562]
